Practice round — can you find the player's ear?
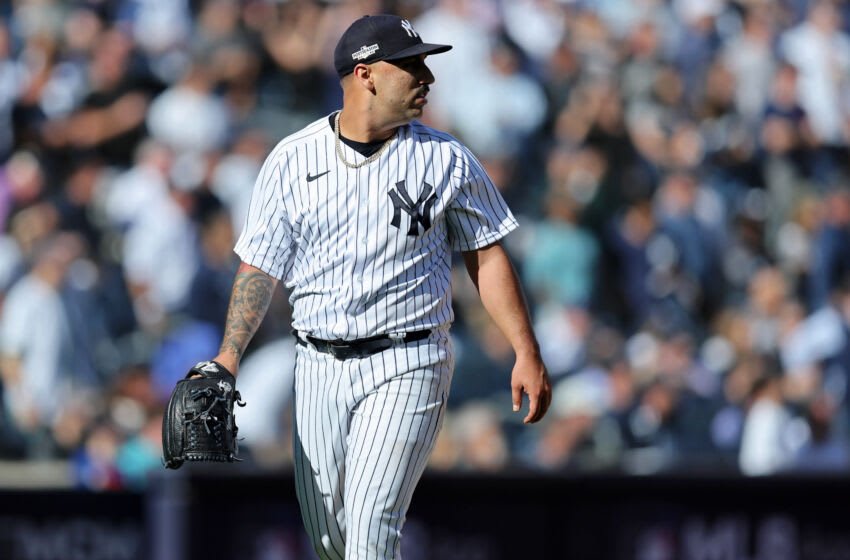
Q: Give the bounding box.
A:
[352,64,376,92]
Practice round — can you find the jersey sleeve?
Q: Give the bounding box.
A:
[445,148,519,252]
[233,148,296,280]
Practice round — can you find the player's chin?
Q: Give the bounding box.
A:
[406,106,426,120]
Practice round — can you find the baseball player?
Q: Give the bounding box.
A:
[209,14,552,559]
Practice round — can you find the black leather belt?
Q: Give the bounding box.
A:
[295,329,431,360]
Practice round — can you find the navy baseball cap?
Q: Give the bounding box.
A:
[334,14,452,78]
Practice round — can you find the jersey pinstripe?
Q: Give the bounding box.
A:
[234,113,517,340]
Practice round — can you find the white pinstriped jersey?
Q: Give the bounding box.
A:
[234,113,517,340]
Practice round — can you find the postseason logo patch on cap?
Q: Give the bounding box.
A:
[352,44,380,61]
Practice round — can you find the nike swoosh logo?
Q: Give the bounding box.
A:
[306,170,331,182]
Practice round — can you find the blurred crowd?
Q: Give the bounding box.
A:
[2,0,850,490]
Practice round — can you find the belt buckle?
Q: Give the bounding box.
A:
[327,346,347,360]
[326,340,352,360]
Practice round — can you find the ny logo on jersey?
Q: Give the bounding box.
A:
[400,19,418,38]
[389,180,437,236]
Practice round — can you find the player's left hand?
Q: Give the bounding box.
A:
[511,354,552,424]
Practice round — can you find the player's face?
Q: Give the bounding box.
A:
[373,55,435,121]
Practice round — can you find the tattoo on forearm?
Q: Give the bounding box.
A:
[219,270,275,359]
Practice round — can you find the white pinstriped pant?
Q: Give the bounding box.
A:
[292,329,453,560]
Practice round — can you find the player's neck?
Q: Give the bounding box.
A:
[337,108,402,143]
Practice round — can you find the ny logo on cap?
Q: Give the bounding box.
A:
[401,19,419,38]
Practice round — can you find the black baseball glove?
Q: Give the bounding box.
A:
[162,361,246,469]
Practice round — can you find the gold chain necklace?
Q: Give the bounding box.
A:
[334,112,395,169]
